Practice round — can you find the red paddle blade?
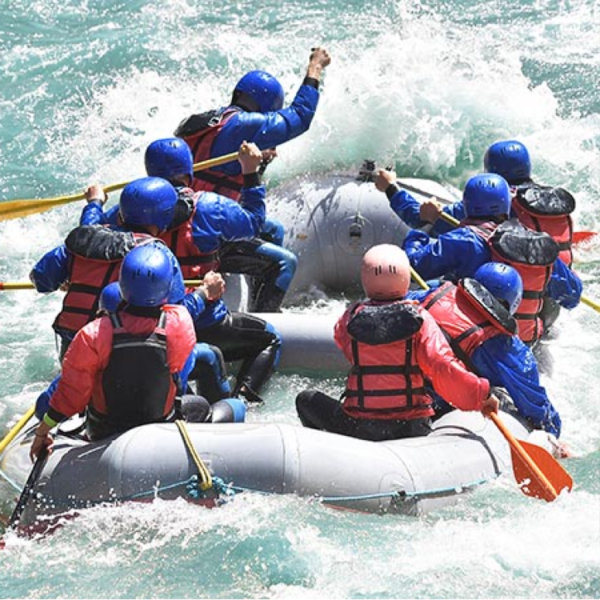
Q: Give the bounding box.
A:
[573,231,597,245]
[510,440,573,502]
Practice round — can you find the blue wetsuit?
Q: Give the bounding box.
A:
[172,79,321,310]
[401,226,582,307]
[407,285,562,437]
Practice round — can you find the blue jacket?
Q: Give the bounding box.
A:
[402,227,582,309]
[80,183,266,329]
[389,187,465,236]
[207,81,320,176]
[407,286,562,436]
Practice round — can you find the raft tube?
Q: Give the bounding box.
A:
[267,172,460,299]
[1,408,533,532]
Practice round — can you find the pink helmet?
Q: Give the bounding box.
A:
[360,244,410,300]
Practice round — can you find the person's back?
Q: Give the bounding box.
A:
[394,172,565,346]
[417,262,562,438]
[484,139,576,268]
[29,242,197,460]
[32,181,192,359]
[295,244,497,441]
[175,48,331,198]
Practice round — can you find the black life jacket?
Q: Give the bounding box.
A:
[91,310,173,436]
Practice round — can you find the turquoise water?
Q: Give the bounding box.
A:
[1,0,600,597]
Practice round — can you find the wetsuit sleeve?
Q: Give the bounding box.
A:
[29,244,70,292]
[191,191,265,248]
[415,310,490,411]
[387,187,465,237]
[471,336,561,437]
[431,202,466,236]
[405,281,442,303]
[333,305,355,364]
[163,305,197,373]
[212,84,320,171]
[48,318,111,420]
[80,203,120,226]
[546,257,582,309]
[403,228,490,281]
[166,250,187,305]
[180,289,208,322]
[388,188,424,229]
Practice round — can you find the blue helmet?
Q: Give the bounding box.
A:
[232,70,284,113]
[119,176,177,232]
[119,241,174,307]
[483,140,532,184]
[145,138,193,181]
[463,173,511,219]
[474,262,523,315]
[99,282,122,313]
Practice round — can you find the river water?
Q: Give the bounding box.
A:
[0,1,599,598]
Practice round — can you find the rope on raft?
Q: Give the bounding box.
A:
[1,418,498,513]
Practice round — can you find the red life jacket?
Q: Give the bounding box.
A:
[341,301,434,421]
[86,310,176,439]
[423,279,517,369]
[53,226,148,336]
[487,219,558,345]
[158,192,219,280]
[512,183,575,267]
[174,108,244,200]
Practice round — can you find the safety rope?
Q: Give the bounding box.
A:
[175,419,212,491]
[317,476,496,505]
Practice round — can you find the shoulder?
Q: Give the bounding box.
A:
[162,304,194,326]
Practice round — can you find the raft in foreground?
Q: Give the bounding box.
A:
[0,408,554,534]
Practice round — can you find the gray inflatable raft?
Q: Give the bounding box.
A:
[1,407,534,533]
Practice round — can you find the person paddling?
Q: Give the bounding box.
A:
[376,170,581,350]
[295,244,498,441]
[407,262,567,456]
[30,242,198,460]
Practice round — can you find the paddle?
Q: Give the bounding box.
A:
[0,279,205,291]
[0,151,239,222]
[488,412,572,501]
[8,446,49,529]
[410,267,573,501]
[572,231,597,245]
[0,406,36,456]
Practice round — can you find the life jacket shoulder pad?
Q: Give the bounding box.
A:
[168,194,196,230]
[516,184,576,216]
[490,219,559,266]
[347,302,424,345]
[460,278,518,335]
[65,225,137,261]
[174,109,221,137]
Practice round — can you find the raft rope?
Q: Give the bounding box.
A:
[1,464,497,513]
[0,420,499,511]
[174,419,212,491]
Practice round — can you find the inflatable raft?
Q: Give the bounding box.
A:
[266,168,461,299]
[1,170,557,534]
[0,406,542,534]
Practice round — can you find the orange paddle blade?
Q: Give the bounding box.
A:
[572,231,597,245]
[510,439,573,502]
[489,412,573,502]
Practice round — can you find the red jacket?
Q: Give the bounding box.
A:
[49,305,196,420]
[334,300,490,419]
